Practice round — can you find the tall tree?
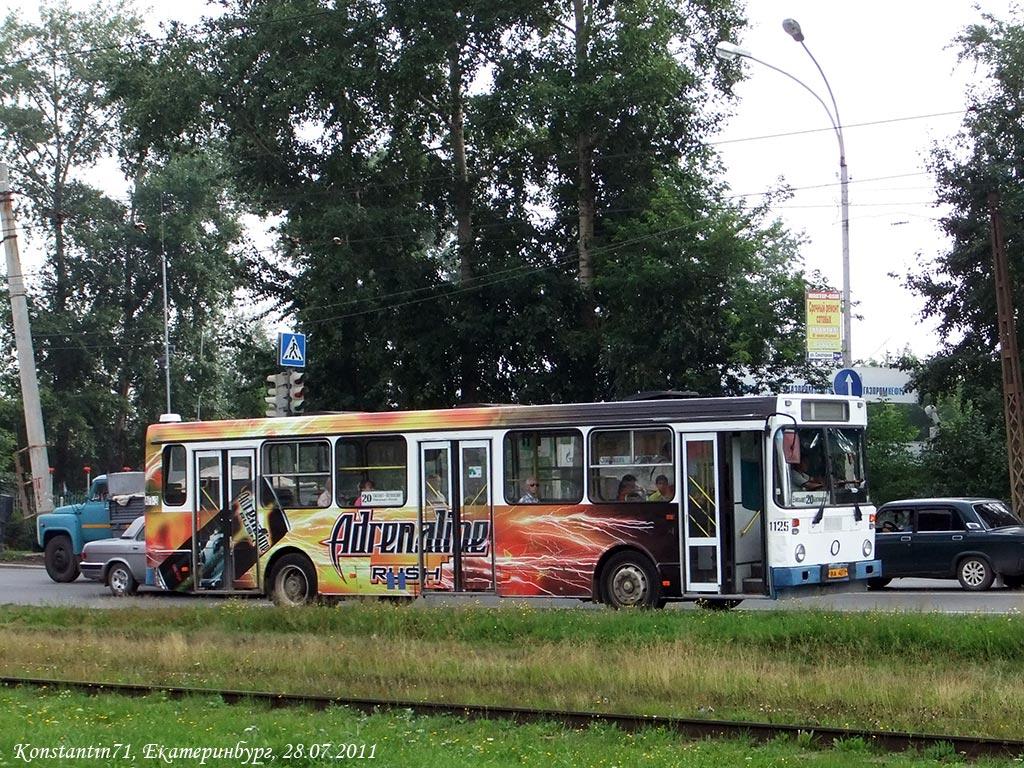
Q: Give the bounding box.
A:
[0,1,140,315]
[0,2,254,486]
[905,8,1024,414]
[0,0,144,487]
[161,0,819,411]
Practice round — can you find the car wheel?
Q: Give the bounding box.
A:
[867,577,892,590]
[108,563,138,597]
[957,556,994,591]
[601,551,660,609]
[44,535,80,583]
[271,554,318,606]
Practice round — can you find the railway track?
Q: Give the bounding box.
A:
[2,676,1022,760]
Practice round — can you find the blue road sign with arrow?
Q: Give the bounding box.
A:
[833,368,862,397]
[279,332,306,369]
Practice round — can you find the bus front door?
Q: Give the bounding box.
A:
[194,449,259,591]
[680,434,722,593]
[419,441,495,593]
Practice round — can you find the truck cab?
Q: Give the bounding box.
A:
[35,472,145,582]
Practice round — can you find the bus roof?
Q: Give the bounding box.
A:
[146,394,864,445]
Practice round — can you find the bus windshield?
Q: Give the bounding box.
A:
[776,427,868,508]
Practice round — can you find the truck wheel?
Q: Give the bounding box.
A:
[44,535,80,583]
[108,563,138,597]
[271,554,318,606]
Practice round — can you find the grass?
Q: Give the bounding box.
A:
[0,550,40,563]
[0,686,1012,768]
[0,602,1023,742]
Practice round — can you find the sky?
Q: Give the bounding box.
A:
[5,0,1017,365]
[714,1,1015,363]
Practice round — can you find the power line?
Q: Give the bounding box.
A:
[710,110,966,146]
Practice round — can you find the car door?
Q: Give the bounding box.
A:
[126,517,148,582]
[908,505,967,577]
[875,505,913,577]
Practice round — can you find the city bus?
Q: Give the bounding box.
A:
[142,393,880,607]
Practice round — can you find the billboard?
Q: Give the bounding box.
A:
[806,290,842,362]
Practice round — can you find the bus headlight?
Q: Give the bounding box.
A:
[862,539,872,557]
[794,544,806,563]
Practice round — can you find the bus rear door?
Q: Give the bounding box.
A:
[681,433,722,593]
[194,448,258,591]
[418,440,495,593]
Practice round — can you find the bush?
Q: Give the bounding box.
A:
[2,512,36,551]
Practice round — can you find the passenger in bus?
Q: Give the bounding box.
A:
[317,478,333,508]
[790,457,823,491]
[354,479,375,507]
[518,477,540,504]
[426,474,447,505]
[617,474,643,501]
[647,475,674,500]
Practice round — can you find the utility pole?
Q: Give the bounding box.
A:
[988,192,1024,517]
[0,163,53,514]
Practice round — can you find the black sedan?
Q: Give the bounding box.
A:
[872,497,1024,591]
[80,515,146,596]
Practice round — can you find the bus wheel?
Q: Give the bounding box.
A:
[602,552,659,609]
[44,535,80,583]
[271,554,317,606]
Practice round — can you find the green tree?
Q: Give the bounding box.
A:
[487,0,812,398]
[0,0,145,487]
[0,2,255,486]
[144,0,820,412]
[905,8,1024,409]
[918,394,1009,499]
[865,402,924,505]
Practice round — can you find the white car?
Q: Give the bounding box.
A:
[80,516,146,596]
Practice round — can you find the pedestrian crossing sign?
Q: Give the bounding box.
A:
[278,332,306,368]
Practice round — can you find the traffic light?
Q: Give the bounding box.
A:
[288,371,306,414]
[265,373,290,418]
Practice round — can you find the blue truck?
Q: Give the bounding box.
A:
[35,471,145,582]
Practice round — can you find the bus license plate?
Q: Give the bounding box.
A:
[827,566,849,580]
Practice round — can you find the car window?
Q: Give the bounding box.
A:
[877,508,909,532]
[973,501,1022,529]
[915,507,964,532]
[122,516,145,540]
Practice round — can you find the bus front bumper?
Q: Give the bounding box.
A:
[771,559,881,589]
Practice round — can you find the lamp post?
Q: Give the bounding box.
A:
[716,19,852,367]
[134,218,172,414]
[159,214,171,415]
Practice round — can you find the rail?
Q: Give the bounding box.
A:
[1,676,1021,760]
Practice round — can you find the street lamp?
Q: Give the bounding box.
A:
[716,20,852,367]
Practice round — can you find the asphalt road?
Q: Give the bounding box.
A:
[3,563,1024,613]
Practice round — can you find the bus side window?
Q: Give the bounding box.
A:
[502,430,583,505]
[163,445,187,507]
